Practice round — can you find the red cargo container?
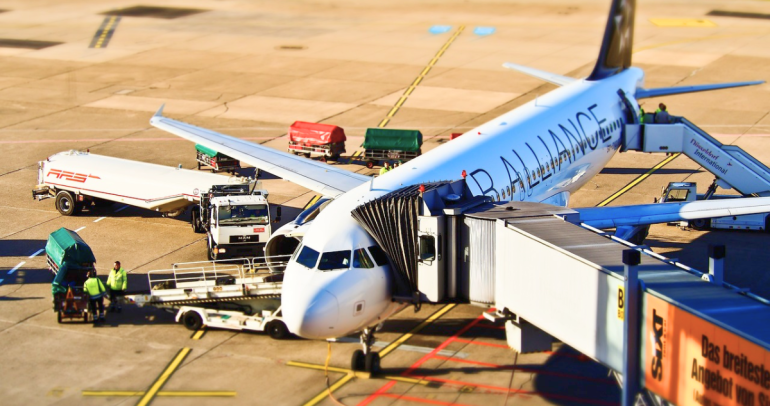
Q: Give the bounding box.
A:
[288,121,347,162]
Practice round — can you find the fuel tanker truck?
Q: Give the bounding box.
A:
[32,150,280,259]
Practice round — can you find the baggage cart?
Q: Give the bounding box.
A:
[196,144,241,174]
[362,128,422,169]
[287,121,346,162]
[46,228,96,323]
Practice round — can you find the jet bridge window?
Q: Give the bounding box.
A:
[218,204,269,225]
[353,248,374,269]
[296,246,320,269]
[318,250,352,271]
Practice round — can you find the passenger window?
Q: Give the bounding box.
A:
[296,246,320,269]
[367,245,389,267]
[318,250,351,271]
[353,248,374,269]
[419,235,436,262]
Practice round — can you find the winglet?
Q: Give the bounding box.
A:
[502,62,576,87]
[154,104,165,118]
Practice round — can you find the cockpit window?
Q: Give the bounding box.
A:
[318,250,351,271]
[353,248,374,269]
[366,245,389,267]
[296,246,320,269]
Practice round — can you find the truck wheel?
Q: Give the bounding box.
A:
[182,311,203,331]
[266,320,289,339]
[691,218,710,231]
[55,191,79,216]
[366,161,374,169]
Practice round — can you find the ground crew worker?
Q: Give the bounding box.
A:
[639,105,646,123]
[107,261,127,313]
[655,103,671,124]
[379,162,391,175]
[84,269,106,322]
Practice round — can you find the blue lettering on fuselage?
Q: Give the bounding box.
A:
[468,103,619,201]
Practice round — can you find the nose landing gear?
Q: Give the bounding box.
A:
[351,327,380,373]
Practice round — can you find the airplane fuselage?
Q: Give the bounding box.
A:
[282,68,645,339]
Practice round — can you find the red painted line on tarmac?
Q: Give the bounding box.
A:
[432,356,616,385]
[452,338,508,349]
[380,393,474,406]
[473,323,505,330]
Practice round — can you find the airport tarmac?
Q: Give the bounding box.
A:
[1,0,770,405]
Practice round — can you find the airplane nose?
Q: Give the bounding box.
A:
[283,289,339,339]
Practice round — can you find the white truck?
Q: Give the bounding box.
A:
[659,181,770,231]
[128,257,291,339]
[32,150,280,259]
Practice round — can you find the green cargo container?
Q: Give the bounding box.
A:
[47,228,96,295]
[363,128,422,152]
[195,144,223,158]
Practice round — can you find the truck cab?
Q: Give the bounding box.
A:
[196,184,280,260]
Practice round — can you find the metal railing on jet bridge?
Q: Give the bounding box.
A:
[623,117,770,196]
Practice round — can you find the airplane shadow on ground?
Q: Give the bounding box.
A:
[0,240,47,257]
[645,228,770,300]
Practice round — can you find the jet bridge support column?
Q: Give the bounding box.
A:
[622,250,641,406]
[708,244,725,285]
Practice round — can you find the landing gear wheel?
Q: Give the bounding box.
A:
[266,320,289,340]
[55,191,81,216]
[366,161,374,169]
[365,352,381,373]
[691,218,710,231]
[182,311,203,331]
[351,349,365,371]
[57,311,62,324]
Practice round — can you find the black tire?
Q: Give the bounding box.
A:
[366,161,374,169]
[266,320,289,340]
[365,352,381,373]
[57,311,62,324]
[351,349,365,371]
[182,311,203,331]
[690,218,710,231]
[55,191,78,216]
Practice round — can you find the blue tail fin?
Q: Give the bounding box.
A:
[587,0,636,81]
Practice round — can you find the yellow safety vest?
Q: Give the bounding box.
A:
[84,277,106,298]
[107,268,127,291]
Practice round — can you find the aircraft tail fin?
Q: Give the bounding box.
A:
[587,0,636,81]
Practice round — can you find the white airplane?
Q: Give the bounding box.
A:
[151,0,767,371]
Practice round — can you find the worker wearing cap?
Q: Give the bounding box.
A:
[84,269,106,322]
[379,162,391,176]
[654,103,671,124]
[107,261,127,313]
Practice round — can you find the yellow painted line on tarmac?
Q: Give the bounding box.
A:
[649,18,717,27]
[297,304,455,406]
[596,153,680,207]
[303,195,321,210]
[377,25,465,128]
[136,347,191,406]
[83,391,236,397]
[191,328,205,340]
[89,16,121,48]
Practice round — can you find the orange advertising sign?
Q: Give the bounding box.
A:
[644,294,770,406]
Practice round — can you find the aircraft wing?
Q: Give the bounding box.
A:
[575,197,770,229]
[150,106,370,198]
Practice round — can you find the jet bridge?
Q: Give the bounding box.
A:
[353,179,770,405]
[623,117,770,196]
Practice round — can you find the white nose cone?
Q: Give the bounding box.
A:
[283,288,340,339]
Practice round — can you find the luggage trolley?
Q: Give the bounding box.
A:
[196,144,241,174]
[46,228,97,323]
[287,121,347,162]
[363,128,422,169]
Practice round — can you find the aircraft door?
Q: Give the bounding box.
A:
[417,215,445,303]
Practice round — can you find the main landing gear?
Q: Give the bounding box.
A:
[350,327,380,373]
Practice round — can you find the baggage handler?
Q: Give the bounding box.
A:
[84,270,107,322]
[107,261,127,313]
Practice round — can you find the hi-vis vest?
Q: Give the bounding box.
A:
[107,268,127,291]
[84,277,106,298]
